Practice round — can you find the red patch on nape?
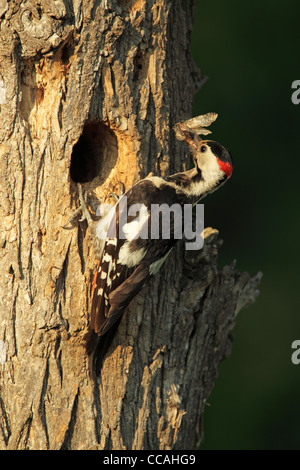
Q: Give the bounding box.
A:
[217,158,233,178]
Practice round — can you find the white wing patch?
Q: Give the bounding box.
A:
[96,200,149,268]
[122,203,149,241]
[118,244,146,268]
[97,287,103,296]
[117,203,148,267]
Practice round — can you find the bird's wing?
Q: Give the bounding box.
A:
[90,204,131,335]
[90,178,183,333]
[100,262,150,335]
[86,178,182,374]
[89,180,154,335]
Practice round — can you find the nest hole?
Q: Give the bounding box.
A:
[70,121,118,183]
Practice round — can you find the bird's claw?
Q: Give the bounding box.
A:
[108,182,125,202]
[62,182,125,229]
[62,183,92,229]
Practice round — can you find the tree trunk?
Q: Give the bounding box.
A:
[0,0,261,450]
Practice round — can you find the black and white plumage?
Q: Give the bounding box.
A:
[84,140,233,376]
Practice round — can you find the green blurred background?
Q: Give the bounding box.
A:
[191,0,300,450]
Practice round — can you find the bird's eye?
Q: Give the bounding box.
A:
[200,145,207,153]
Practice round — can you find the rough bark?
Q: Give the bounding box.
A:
[0,0,261,450]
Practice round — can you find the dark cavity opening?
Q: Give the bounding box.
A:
[70,121,118,183]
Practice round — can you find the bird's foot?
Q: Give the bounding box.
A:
[62,183,92,229]
[108,182,125,202]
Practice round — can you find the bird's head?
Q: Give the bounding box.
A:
[194,140,233,188]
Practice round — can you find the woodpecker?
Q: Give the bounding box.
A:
[74,137,233,377]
